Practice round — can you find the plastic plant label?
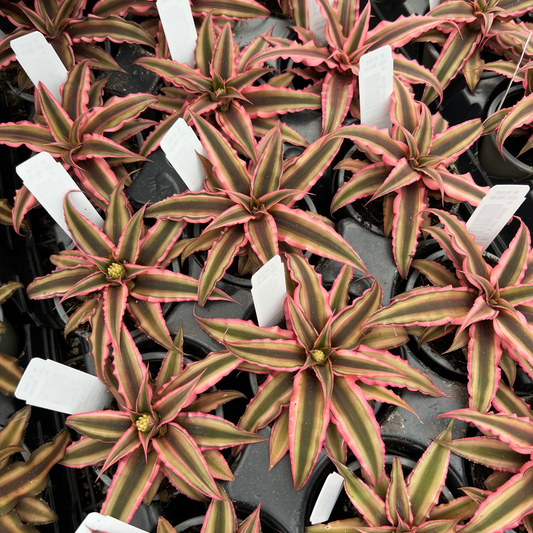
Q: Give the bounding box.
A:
[429,0,440,9]
[160,117,208,192]
[156,0,197,67]
[15,359,111,415]
[308,0,334,45]
[11,32,67,102]
[251,255,287,327]
[75,513,148,533]
[359,45,393,132]
[309,472,345,525]
[466,184,529,251]
[16,152,104,235]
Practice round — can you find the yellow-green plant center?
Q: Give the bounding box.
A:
[107,262,124,280]
[135,414,153,433]
[311,349,326,363]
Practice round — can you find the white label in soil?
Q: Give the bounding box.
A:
[308,0,334,45]
[11,32,67,102]
[359,45,393,132]
[466,184,529,251]
[15,359,111,415]
[156,0,197,67]
[75,513,148,533]
[429,0,440,9]
[251,255,287,328]
[16,152,103,235]
[309,472,345,525]
[160,117,208,192]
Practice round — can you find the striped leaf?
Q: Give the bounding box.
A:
[494,309,533,370]
[322,71,353,135]
[0,122,57,152]
[245,213,278,264]
[176,413,266,448]
[409,422,452,526]
[37,83,73,143]
[61,437,115,468]
[66,411,131,442]
[497,94,533,152]
[153,377,199,426]
[202,489,236,533]
[238,372,294,434]
[127,299,174,351]
[0,353,23,398]
[269,407,290,469]
[330,349,407,381]
[0,407,31,470]
[272,204,367,274]
[153,423,222,499]
[331,376,384,485]
[367,287,477,328]
[101,448,159,523]
[27,266,96,299]
[242,86,322,118]
[218,102,257,163]
[460,464,533,533]
[191,0,269,18]
[492,220,530,288]
[388,457,412,526]
[289,369,328,489]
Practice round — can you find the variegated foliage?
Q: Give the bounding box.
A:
[145,113,366,306]
[438,408,533,533]
[367,210,533,414]
[483,90,533,158]
[307,423,480,533]
[0,281,24,396]
[248,0,443,135]
[92,0,268,20]
[419,0,533,103]
[0,0,156,79]
[135,13,315,157]
[198,253,442,490]
[0,406,69,533]
[61,328,264,523]
[0,61,156,232]
[331,80,488,278]
[26,185,231,353]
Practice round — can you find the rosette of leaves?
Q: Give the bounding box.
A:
[0,0,156,79]
[483,89,533,159]
[0,406,70,532]
[135,13,318,157]
[249,0,443,135]
[307,422,481,533]
[419,0,533,103]
[436,408,533,533]
[60,327,265,523]
[331,80,488,278]
[145,113,366,306]
[0,60,156,231]
[366,210,533,414]
[198,253,443,490]
[0,281,24,396]
[26,184,232,354]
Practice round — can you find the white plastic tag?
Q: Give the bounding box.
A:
[251,255,287,327]
[429,0,440,9]
[16,152,104,235]
[75,513,148,533]
[308,0,334,45]
[359,45,394,132]
[11,32,67,102]
[160,117,208,192]
[156,0,197,67]
[466,185,529,251]
[309,472,345,525]
[15,359,111,415]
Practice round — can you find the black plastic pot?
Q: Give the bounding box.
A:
[478,85,533,180]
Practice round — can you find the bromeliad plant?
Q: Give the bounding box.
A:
[419,0,533,103]
[26,184,231,353]
[0,0,156,78]
[0,60,156,231]
[145,113,367,305]
[248,0,443,135]
[436,408,533,533]
[135,13,318,157]
[198,253,443,490]
[0,406,70,533]
[60,327,265,523]
[331,80,488,278]
[366,210,533,414]
[306,422,481,533]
